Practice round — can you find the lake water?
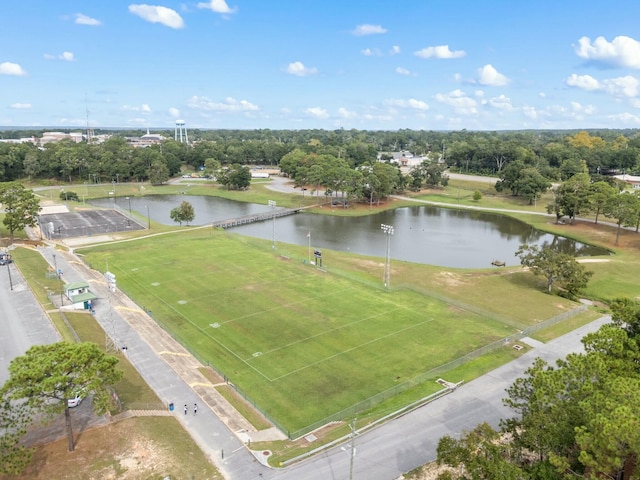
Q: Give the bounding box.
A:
[92,195,610,269]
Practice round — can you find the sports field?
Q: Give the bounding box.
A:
[81,229,523,435]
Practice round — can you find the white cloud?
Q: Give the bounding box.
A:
[337,107,356,119]
[434,89,477,114]
[169,107,180,117]
[197,0,237,14]
[570,101,596,115]
[575,35,640,69]
[390,45,401,55]
[566,73,640,97]
[602,76,640,98]
[488,94,513,110]
[187,96,259,112]
[566,73,600,90]
[75,13,101,26]
[60,52,75,62]
[607,112,640,124]
[522,106,540,120]
[477,64,510,86]
[361,48,381,56]
[395,67,412,76]
[384,98,429,110]
[414,45,465,59]
[10,103,31,109]
[306,107,329,119]
[285,61,317,77]
[351,24,387,36]
[0,62,27,76]
[128,4,184,29]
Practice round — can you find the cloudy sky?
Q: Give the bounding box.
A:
[2,0,640,131]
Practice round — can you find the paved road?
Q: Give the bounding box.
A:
[0,254,60,385]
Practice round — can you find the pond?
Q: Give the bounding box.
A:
[92,195,610,269]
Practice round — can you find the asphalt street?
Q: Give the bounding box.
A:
[0,253,60,385]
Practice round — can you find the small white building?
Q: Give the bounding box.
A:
[64,281,97,310]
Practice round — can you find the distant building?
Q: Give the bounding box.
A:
[126,128,165,148]
[40,131,84,145]
[614,174,640,189]
[378,151,427,169]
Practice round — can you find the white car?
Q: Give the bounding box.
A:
[67,392,83,408]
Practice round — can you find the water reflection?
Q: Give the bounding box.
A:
[92,195,609,269]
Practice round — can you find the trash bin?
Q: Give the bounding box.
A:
[169,402,174,411]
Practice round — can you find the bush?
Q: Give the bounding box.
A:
[59,191,79,201]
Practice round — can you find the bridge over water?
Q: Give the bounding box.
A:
[213,206,306,229]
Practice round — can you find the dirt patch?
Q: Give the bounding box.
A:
[2,417,221,480]
[436,271,466,288]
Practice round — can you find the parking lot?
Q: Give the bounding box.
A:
[39,210,145,240]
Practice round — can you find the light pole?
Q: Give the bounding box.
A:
[52,252,64,306]
[5,258,12,291]
[126,196,132,215]
[145,205,150,229]
[268,200,276,249]
[381,224,394,290]
[112,179,116,206]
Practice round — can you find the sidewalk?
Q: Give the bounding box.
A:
[38,244,279,479]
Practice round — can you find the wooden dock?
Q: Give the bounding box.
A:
[213,207,303,229]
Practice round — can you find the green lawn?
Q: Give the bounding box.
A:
[79,228,580,436]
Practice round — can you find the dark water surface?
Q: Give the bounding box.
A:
[93,195,609,268]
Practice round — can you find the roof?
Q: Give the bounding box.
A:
[65,281,90,291]
[69,292,98,303]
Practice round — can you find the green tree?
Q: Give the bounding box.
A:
[219,164,251,190]
[437,422,528,480]
[588,181,616,224]
[516,244,593,297]
[1,342,122,453]
[148,160,169,185]
[203,157,221,178]
[170,201,195,225]
[546,174,591,224]
[0,182,41,243]
[0,396,32,475]
[603,192,640,246]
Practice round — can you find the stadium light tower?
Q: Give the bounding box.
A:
[381,224,394,290]
[268,200,276,249]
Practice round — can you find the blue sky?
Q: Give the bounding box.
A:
[3,0,640,131]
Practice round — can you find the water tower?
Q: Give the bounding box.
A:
[175,119,188,143]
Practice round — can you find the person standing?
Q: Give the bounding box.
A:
[184,404,188,415]
[194,403,198,415]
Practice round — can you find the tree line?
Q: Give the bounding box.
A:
[1,128,639,185]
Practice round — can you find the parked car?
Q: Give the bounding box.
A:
[67,391,83,408]
[0,253,12,265]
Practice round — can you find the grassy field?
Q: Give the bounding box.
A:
[78,226,585,436]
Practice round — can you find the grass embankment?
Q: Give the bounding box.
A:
[78,226,586,437]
